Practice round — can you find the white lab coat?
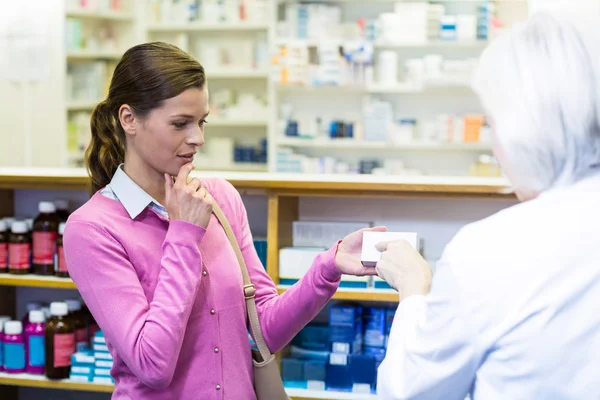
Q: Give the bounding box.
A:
[377,174,600,400]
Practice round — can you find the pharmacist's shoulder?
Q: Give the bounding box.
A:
[445,197,546,262]
[438,198,552,293]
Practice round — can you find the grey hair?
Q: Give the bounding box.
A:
[472,11,600,193]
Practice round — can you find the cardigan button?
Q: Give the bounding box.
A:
[214,347,219,353]
[216,385,221,390]
[202,270,208,276]
[210,309,215,315]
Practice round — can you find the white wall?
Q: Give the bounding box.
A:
[0,0,66,167]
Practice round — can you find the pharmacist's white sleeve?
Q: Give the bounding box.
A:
[376,262,478,400]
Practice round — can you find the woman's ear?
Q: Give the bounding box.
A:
[118,104,137,137]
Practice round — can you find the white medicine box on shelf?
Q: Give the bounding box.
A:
[292,221,372,248]
[279,247,369,289]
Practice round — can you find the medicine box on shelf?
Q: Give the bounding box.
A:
[292,221,372,248]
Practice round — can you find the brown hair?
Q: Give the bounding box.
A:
[85,42,206,193]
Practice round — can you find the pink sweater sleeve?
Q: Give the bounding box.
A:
[213,180,342,352]
[63,219,206,389]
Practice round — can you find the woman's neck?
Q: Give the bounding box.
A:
[122,156,167,206]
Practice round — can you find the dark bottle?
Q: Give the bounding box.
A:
[0,220,8,273]
[55,223,68,278]
[53,200,70,223]
[65,299,87,351]
[32,202,60,276]
[45,302,75,380]
[8,221,31,275]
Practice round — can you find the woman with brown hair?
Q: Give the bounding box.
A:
[63,42,383,399]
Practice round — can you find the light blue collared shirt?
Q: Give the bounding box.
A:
[101,165,168,219]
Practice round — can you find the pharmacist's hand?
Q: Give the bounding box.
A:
[375,240,432,298]
[335,226,388,276]
[164,163,213,229]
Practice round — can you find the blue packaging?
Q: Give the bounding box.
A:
[71,365,94,375]
[349,354,377,391]
[70,372,93,382]
[304,359,326,382]
[94,367,112,377]
[364,347,386,368]
[385,309,395,347]
[329,305,363,354]
[72,349,95,366]
[95,359,113,369]
[293,324,329,351]
[4,342,25,371]
[285,121,299,137]
[281,358,306,389]
[364,308,386,348]
[326,353,352,391]
[253,239,268,268]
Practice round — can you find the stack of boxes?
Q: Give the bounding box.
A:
[92,331,114,384]
[69,350,95,383]
[69,330,114,384]
[281,304,396,394]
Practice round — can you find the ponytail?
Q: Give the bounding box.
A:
[85,100,125,194]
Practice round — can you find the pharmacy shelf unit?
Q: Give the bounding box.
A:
[271,0,529,176]
[147,22,269,32]
[0,373,376,400]
[0,168,513,399]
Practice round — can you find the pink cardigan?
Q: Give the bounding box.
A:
[64,178,342,399]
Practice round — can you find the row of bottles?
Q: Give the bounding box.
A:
[0,200,70,277]
[0,299,99,380]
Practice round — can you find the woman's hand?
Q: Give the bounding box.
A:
[335,226,388,276]
[375,240,432,299]
[164,163,213,229]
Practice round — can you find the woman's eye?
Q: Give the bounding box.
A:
[199,119,208,128]
[173,122,187,129]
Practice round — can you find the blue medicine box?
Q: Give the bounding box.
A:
[282,357,307,389]
[363,346,386,368]
[326,353,352,391]
[349,353,377,391]
[385,308,395,347]
[329,305,363,354]
[293,324,329,351]
[304,359,326,382]
[363,308,386,348]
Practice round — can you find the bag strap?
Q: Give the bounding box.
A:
[211,201,272,362]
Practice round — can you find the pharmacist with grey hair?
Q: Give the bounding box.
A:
[374,11,600,400]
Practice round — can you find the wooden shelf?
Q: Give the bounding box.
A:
[277,38,488,49]
[278,286,399,303]
[0,167,513,198]
[0,373,112,393]
[0,274,76,289]
[278,138,492,152]
[0,373,375,399]
[66,8,133,21]
[286,388,377,400]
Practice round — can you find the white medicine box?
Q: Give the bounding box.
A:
[361,231,419,267]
